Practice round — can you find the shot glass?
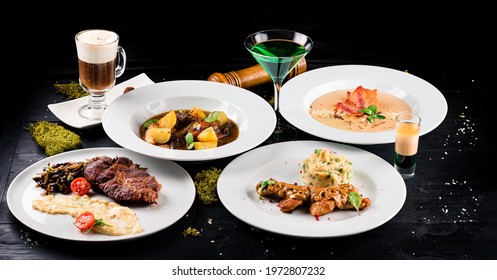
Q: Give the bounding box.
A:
[394,112,421,180]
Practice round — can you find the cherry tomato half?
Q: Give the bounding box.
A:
[70,177,91,196]
[74,211,95,232]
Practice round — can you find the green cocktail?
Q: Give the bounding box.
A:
[250,40,307,84]
[245,29,313,142]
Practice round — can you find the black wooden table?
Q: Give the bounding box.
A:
[1,10,494,269]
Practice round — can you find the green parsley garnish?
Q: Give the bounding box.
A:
[204,111,220,122]
[359,105,386,123]
[348,191,363,215]
[144,119,158,128]
[80,218,112,234]
[185,132,194,149]
[258,180,275,201]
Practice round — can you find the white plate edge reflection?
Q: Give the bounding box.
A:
[279,65,448,145]
[217,140,407,238]
[102,80,276,161]
[6,147,196,242]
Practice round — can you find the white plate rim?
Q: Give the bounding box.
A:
[279,64,448,144]
[217,140,406,238]
[102,80,276,161]
[6,147,195,242]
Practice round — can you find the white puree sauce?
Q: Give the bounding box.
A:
[32,195,142,235]
[309,89,412,132]
[75,29,118,63]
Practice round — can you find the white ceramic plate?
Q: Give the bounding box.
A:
[48,73,155,129]
[279,65,447,144]
[7,147,195,242]
[217,140,406,238]
[102,80,276,161]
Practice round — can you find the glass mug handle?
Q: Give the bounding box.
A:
[115,46,126,78]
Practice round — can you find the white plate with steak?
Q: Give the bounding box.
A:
[7,147,195,241]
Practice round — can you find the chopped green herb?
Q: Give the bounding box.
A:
[204,111,220,122]
[186,132,194,149]
[359,105,385,123]
[80,218,112,234]
[302,163,307,174]
[348,191,362,215]
[314,149,322,155]
[258,180,275,201]
[144,119,158,128]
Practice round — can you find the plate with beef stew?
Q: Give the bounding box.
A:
[102,80,276,161]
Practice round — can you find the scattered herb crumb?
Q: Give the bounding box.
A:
[182,227,202,238]
[27,121,82,156]
[194,167,222,205]
[54,81,88,99]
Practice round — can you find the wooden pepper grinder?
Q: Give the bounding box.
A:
[207,58,307,88]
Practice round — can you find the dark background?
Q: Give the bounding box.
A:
[6,5,491,135]
[8,4,492,79]
[1,4,494,261]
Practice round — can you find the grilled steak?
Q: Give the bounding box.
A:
[84,156,162,204]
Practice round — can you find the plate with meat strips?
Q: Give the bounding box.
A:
[279,64,447,144]
[7,147,195,241]
[217,140,406,238]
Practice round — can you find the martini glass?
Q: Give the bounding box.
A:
[245,29,313,143]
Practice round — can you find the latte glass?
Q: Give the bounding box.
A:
[75,29,126,120]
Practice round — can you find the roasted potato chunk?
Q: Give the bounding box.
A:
[194,141,217,150]
[189,106,206,119]
[157,110,177,129]
[145,126,171,144]
[197,127,218,142]
[216,112,228,125]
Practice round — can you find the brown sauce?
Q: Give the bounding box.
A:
[140,109,239,150]
[309,89,412,132]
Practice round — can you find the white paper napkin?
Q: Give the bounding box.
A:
[48,73,155,129]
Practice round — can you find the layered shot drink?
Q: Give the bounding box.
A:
[394,113,421,180]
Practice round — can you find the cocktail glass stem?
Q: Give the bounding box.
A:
[273,79,282,111]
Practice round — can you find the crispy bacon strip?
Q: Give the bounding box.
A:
[333,86,378,116]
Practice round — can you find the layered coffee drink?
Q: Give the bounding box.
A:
[76,30,119,94]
